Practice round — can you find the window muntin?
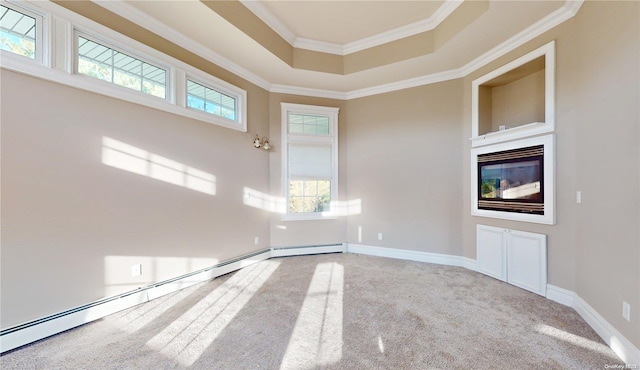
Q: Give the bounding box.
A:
[187,79,237,121]
[288,114,330,135]
[282,105,339,218]
[77,35,166,99]
[289,180,331,213]
[0,4,36,59]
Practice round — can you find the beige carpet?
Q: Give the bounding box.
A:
[0,253,624,369]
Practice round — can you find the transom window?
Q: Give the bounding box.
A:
[282,103,339,219]
[77,35,166,99]
[0,4,37,59]
[187,79,237,121]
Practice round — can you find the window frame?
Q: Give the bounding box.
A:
[281,103,339,221]
[185,69,247,129]
[0,0,248,133]
[74,30,170,101]
[0,0,46,65]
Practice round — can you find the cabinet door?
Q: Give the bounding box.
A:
[476,225,507,281]
[507,230,547,296]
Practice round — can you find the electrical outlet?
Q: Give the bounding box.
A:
[378,232,383,241]
[131,264,142,277]
[622,301,631,321]
[254,236,259,245]
[576,191,582,204]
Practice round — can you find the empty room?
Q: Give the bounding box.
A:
[1,0,638,368]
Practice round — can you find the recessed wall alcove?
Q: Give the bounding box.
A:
[471,41,555,148]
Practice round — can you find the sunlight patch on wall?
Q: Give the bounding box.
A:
[102,137,216,195]
[280,262,344,369]
[534,324,619,360]
[145,260,280,367]
[322,199,362,217]
[243,187,286,213]
[103,255,219,298]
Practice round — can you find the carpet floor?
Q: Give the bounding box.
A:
[0,253,624,369]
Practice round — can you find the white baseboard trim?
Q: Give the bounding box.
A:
[545,284,575,307]
[0,249,273,353]
[346,243,465,267]
[463,257,477,271]
[574,296,640,366]
[270,243,346,258]
[3,243,638,365]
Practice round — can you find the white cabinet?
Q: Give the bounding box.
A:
[476,224,547,296]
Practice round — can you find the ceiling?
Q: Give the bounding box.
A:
[96,0,579,98]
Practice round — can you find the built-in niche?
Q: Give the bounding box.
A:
[471,41,555,147]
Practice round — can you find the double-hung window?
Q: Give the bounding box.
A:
[0,2,42,62]
[76,33,167,99]
[282,103,339,220]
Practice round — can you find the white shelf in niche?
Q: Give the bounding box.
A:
[471,122,547,147]
[471,41,555,147]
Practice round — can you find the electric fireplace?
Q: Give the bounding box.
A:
[477,145,544,214]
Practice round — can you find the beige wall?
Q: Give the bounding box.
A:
[0,71,271,327]
[344,81,464,254]
[1,0,638,352]
[490,69,545,131]
[462,0,639,347]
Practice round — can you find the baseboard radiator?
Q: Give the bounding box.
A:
[0,244,346,353]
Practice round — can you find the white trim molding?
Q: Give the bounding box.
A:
[81,0,583,100]
[574,296,640,366]
[240,0,462,56]
[346,243,465,267]
[546,284,576,307]
[471,41,556,147]
[2,243,638,366]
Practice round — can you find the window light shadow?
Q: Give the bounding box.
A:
[280,262,344,369]
[103,255,219,298]
[243,187,286,214]
[322,199,362,217]
[102,137,216,195]
[145,260,280,367]
[534,324,620,360]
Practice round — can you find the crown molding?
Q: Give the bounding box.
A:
[346,68,465,100]
[70,0,583,101]
[270,84,348,101]
[238,0,297,46]
[242,0,463,56]
[277,0,583,100]
[342,0,463,55]
[458,0,584,76]
[93,0,272,91]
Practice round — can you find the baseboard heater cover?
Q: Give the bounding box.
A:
[0,244,346,353]
[0,248,273,353]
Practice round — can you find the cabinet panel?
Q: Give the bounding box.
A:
[507,230,547,296]
[476,225,507,281]
[476,225,547,296]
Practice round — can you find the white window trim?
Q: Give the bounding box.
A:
[0,0,49,66]
[73,29,172,102]
[0,0,247,132]
[184,68,247,128]
[281,102,339,221]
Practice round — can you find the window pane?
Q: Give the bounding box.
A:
[0,5,36,59]
[289,114,330,136]
[77,35,166,98]
[289,180,331,213]
[187,79,237,121]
